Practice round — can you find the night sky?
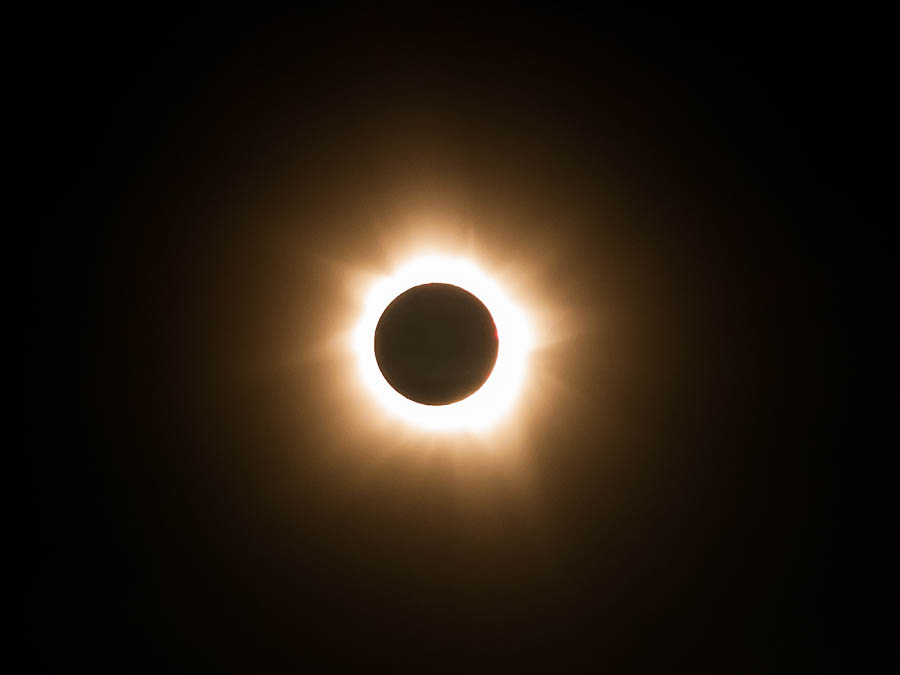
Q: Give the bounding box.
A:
[28,9,867,673]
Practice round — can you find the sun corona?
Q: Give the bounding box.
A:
[353,254,533,431]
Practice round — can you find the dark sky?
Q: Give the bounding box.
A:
[29,9,867,673]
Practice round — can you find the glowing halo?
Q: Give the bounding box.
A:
[353,254,534,431]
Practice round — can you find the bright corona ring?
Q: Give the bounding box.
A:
[353,255,533,431]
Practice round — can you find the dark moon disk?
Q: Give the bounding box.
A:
[374,283,499,406]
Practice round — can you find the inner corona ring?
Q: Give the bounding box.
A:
[353,255,533,431]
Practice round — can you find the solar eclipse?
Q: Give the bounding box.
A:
[41,11,836,671]
[353,255,533,432]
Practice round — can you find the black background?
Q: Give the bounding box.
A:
[27,8,871,673]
